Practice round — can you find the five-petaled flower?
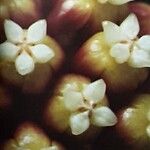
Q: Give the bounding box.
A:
[97,0,133,5]
[0,19,55,75]
[63,79,117,135]
[102,13,150,68]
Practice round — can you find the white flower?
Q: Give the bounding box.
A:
[0,20,55,75]
[102,13,150,68]
[63,79,117,135]
[97,0,133,5]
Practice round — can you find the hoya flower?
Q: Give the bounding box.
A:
[97,0,133,5]
[102,13,150,68]
[63,79,117,135]
[0,19,55,75]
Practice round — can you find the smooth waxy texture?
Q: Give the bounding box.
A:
[74,31,148,92]
[0,19,55,75]
[91,0,129,32]
[45,74,117,136]
[3,123,64,150]
[0,0,42,42]
[47,0,129,49]
[117,94,150,149]
[102,14,150,68]
[47,0,93,48]
[74,13,150,92]
[0,19,64,93]
[128,2,150,35]
[0,0,42,27]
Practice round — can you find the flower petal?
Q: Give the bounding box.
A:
[92,106,117,127]
[137,35,150,51]
[63,91,84,111]
[70,111,90,135]
[108,0,133,5]
[0,42,20,61]
[15,52,34,75]
[129,48,150,68]
[4,20,23,43]
[102,21,127,45]
[27,20,47,43]
[120,13,139,40]
[110,43,130,64]
[83,79,106,103]
[30,44,55,63]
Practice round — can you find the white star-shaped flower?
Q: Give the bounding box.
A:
[102,13,150,68]
[63,79,117,135]
[97,0,133,5]
[0,19,55,75]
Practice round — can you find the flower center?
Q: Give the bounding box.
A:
[15,34,35,57]
[15,30,35,56]
[122,37,138,50]
[79,99,96,113]
[17,43,32,56]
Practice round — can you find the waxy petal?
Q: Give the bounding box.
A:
[15,52,34,75]
[0,42,20,61]
[137,35,150,51]
[30,44,55,63]
[121,14,139,40]
[27,20,47,43]
[129,48,150,68]
[110,43,130,63]
[70,111,90,135]
[63,91,84,111]
[83,79,106,103]
[4,20,23,43]
[108,0,133,5]
[102,21,127,45]
[92,106,117,127]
